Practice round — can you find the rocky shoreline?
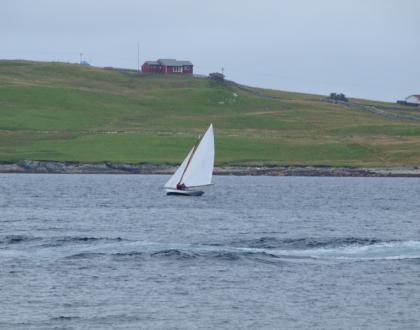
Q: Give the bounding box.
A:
[1,160,420,177]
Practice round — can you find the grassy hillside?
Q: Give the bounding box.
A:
[1,60,420,167]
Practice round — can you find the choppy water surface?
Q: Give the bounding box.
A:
[1,174,420,329]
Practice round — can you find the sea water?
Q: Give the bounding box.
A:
[1,174,420,329]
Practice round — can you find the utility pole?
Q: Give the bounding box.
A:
[137,42,140,73]
[80,53,83,64]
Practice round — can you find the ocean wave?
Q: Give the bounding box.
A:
[231,236,383,250]
[0,235,41,245]
[112,251,143,257]
[281,240,420,261]
[51,316,81,321]
[108,247,278,262]
[44,236,124,247]
[151,249,198,259]
[228,237,420,261]
[144,239,420,262]
[48,238,420,262]
[0,235,125,247]
[65,252,107,259]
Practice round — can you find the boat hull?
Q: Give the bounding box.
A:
[165,189,204,196]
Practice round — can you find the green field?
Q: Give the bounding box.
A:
[1,60,420,166]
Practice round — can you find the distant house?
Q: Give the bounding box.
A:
[397,95,420,107]
[141,59,193,75]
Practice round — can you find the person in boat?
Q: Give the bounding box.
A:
[176,182,187,190]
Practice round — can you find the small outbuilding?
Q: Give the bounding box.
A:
[208,72,225,82]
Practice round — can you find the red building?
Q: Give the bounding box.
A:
[142,59,193,75]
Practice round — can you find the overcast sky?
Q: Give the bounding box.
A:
[2,0,419,101]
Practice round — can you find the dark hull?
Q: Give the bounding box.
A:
[166,190,204,196]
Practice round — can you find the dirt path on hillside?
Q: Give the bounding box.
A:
[229,81,420,123]
[327,100,420,122]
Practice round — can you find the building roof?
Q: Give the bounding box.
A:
[158,59,193,67]
[145,61,160,65]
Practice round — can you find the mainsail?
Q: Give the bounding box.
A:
[164,147,194,189]
[164,124,214,189]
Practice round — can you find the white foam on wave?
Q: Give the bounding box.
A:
[266,240,420,261]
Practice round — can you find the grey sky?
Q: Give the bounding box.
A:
[2,0,419,101]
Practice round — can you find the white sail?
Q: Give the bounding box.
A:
[181,124,214,187]
[164,147,194,188]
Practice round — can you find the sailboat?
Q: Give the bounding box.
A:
[164,124,214,196]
